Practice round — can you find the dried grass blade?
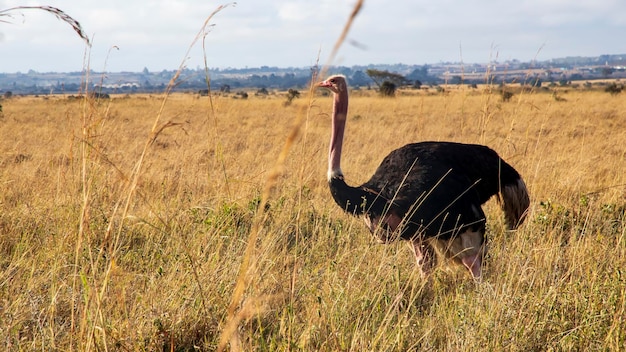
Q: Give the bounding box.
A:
[0,5,90,45]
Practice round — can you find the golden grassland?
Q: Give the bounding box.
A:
[1,86,625,351]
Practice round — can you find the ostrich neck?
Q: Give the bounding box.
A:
[328,89,348,180]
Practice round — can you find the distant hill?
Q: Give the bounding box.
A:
[1,54,626,95]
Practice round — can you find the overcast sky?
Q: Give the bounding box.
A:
[1,0,625,73]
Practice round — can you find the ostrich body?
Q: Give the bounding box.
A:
[317,75,529,280]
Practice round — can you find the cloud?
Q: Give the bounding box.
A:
[1,0,626,72]
[277,3,310,22]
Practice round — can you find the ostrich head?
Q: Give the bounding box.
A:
[317,75,347,94]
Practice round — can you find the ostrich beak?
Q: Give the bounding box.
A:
[317,80,332,88]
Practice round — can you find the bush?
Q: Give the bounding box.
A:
[235,91,248,99]
[379,81,396,97]
[501,90,514,102]
[605,82,623,95]
[284,89,300,106]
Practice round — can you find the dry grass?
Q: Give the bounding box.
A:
[5,2,624,350]
[1,84,625,350]
[0,6,90,45]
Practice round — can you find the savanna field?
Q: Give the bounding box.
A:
[1,83,625,351]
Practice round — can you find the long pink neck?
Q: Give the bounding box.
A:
[328,88,348,179]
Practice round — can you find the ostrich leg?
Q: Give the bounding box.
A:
[408,240,436,278]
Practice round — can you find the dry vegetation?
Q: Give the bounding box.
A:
[3,3,625,350]
[0,83,625,351]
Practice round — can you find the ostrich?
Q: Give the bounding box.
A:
[317,75,529,280]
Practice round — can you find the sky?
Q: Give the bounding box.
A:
[1,0,626,73]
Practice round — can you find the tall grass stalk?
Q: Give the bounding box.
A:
[68,4,235,351]
[217,2,364,350]
[0,6,90,45]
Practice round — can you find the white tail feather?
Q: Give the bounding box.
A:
[501,178,530,230]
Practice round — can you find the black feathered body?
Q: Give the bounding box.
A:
[329,141,523,242]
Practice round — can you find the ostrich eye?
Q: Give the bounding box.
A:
[330,78,336,83]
